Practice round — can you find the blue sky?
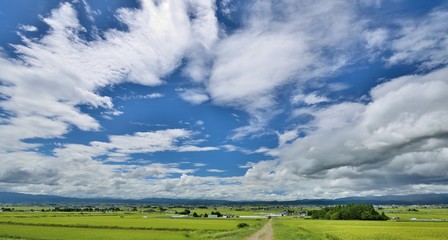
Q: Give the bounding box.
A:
[0,0,448,200]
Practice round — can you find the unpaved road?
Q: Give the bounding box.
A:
[246,219,273,240]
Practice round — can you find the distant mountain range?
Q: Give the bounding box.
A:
[1,192,447,205]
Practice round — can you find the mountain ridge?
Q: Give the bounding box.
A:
[1,192,448,205]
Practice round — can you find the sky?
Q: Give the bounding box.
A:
[0,0,447,201]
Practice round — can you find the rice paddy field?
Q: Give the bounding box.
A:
[0,208,266,240]
[1,206,448,239]
[274,219,448,240]
[274,206,448,240]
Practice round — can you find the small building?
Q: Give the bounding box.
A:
[208,214,218,218]
[266,213,283,217]
[299,212,308,217]
[239,216,267,219]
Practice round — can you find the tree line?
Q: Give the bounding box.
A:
[310,203,388,220]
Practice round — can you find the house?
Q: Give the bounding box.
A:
[299,212,308,217]
[266,213,283,217]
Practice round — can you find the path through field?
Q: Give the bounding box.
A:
[246,219,273,240]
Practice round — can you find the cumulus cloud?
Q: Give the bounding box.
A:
[1,0,447,201]
[246,66,448,197]
[0,127,220,198]
[179,88,210,105]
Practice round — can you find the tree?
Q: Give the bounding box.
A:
[237,223,249,228]
[310,204,388,220]
[211,211,223,217]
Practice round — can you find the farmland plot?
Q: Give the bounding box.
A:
[274,218,448,240]
[0,212,265,240]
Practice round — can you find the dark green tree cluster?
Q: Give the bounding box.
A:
[175,209,191,215]
[210,211,223,217]
[237,223,249,228]
[0,207,14,212]
[310,204,388,220]
[52,206,120,212]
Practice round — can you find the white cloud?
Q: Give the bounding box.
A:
[181,0,218,82]
[193,163,206,167]
[0,0,217,151]
[118,92,164,100]
[54,129,217,159]
[177,145,219,152]
[1,0,447,201]
[179,88,209,104]
[124,163,196,179]
[219,0,235,16]
[387,9,448,69]
[364,28,388,49]
[277,129,298,146]
[246,66,448,197]
[18,24,38,32]
[206,169,226,173]
[291,92,330,105]
[143,93,164,99]
[207,0,362,138]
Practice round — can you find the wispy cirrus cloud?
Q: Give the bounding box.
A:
[387,9,448,69]
[207,0,363,139]
[55,129,218,161]
[0,0,218,151]
[118,93,164,100]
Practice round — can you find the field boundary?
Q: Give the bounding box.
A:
[0,222,196,232]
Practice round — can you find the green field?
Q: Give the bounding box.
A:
[277,205,448,239]
[383,207,448,221]
[0,210,266,240]
[2,206,448,239]
[274,218,448,240]
[273,206,448,239]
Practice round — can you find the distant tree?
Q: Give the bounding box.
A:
[237,223,249,228]
[177,209,191,215]
[210,211,223,217]
[310,204,388,220]
[158,207,167,212]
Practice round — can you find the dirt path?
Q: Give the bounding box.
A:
[245,219,273,240]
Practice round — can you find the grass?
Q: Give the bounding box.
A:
[0,214,261,231]
[0,211,267,240]
[274,218,448,240]
[4,206,448,239]
[383,207,448,221]
[0,223,187,240]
